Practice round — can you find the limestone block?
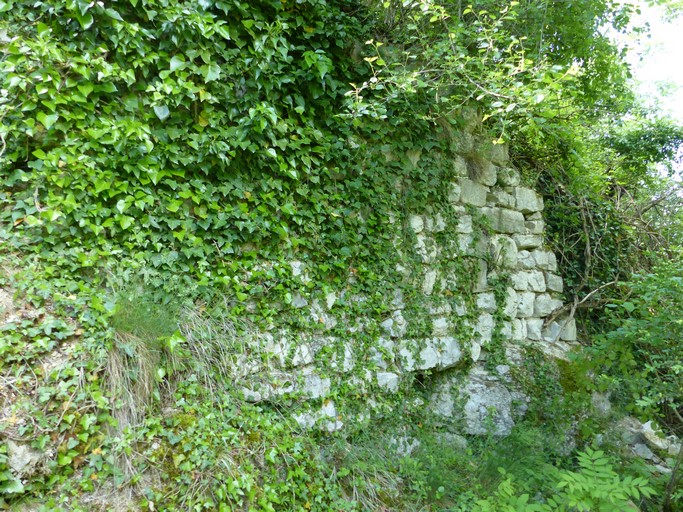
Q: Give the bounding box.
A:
[301,372,331,399]
[490,235,518,268]
[514,187,544,213]
[525,219,544,234]
[454,131,475,154]
[459,178,488,207]
[436,336,462,369]
[497,167,521,187]
[474,260,488,292]
[415,234,439,263]
[534,294,563,317]
[430,382,456,418]
[488,189,515,208]
[453,155,469,177]
[499,321,512,339]
[452,233,488,256]
[398,345,416,372]
[390,289,405,310]
[546,273,564,293]
[377,372,400,392]
[532,250,557,271]
[7,440,46,478]
[417,343,440,370]
[462,368,515,436]
[526,319,544,340]
[291,260,305,277]
[424,216,434,232]
[542,321,562,342]
[423,269,438,295]
[448,183,461,204]
[292,344,314,366]
[432,317,450,337]
[529,250,548,269]
[547,252,558,272]
[516,291,536,318]
[335,343,355,372]
[369,347,388,369]
[486,142,509,166]
[470,159,497,186]
[481,207,526,234]
[325,292,337,310]
[560,317,577,341]
[428,301,452,315]
[513,234,543,249]
[433,213,447,232]
[475,313,495,343]
[476,292,496,312]
[510,270,546,292]
[503,288,518,318]
[517,250,536,269]
[454,301,468,316]
[291,292,308,309]
[471,341,481,361]
[451,210,473,234]
[409,214,424,233]
[381,310,408,338]
[512,319,527,340]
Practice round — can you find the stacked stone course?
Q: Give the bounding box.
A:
[229,126,577,436]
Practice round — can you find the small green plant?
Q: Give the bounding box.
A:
[465,447,653,512]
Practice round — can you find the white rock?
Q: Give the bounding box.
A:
[534,294,563,316]
[517,250,536,269]
[291,292,308,309]
[497,167,520,187]
[514,187,544,213]
[471,341,481,361]
[560,317,577,341]
[409,214,424,233]
[526,319,544,340]
[462,369,515,436]
[513,234,544,249]
[490,235,518,268]
[475,313,495,343]
[546,273,564,293]
[512,319,527,340]
[432,317,450,336]
[459,178,488,207]
[516,292,535,318]
[503,288,518,318]
[481,207,526,234]
[301,373,330,399]
[488,189,515,208]
[377,372,400,392]
[476,293,496,312]
[471,159,497,186]
[292,344,314,366]
[437,337,462,369]
[434,213,447,232]
[423,269,438,295]
[448,183,461,204]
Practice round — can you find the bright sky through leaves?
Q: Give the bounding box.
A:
[625,2,683,121]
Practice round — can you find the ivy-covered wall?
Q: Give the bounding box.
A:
[215,115,577,437]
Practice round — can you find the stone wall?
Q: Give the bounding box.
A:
[182,121,578,436]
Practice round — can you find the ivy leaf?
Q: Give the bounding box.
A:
[153,105,170,121]
[170,55,186,72]
[36,111,58,130]
[76,12,94,30]
[202,63,221,82]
